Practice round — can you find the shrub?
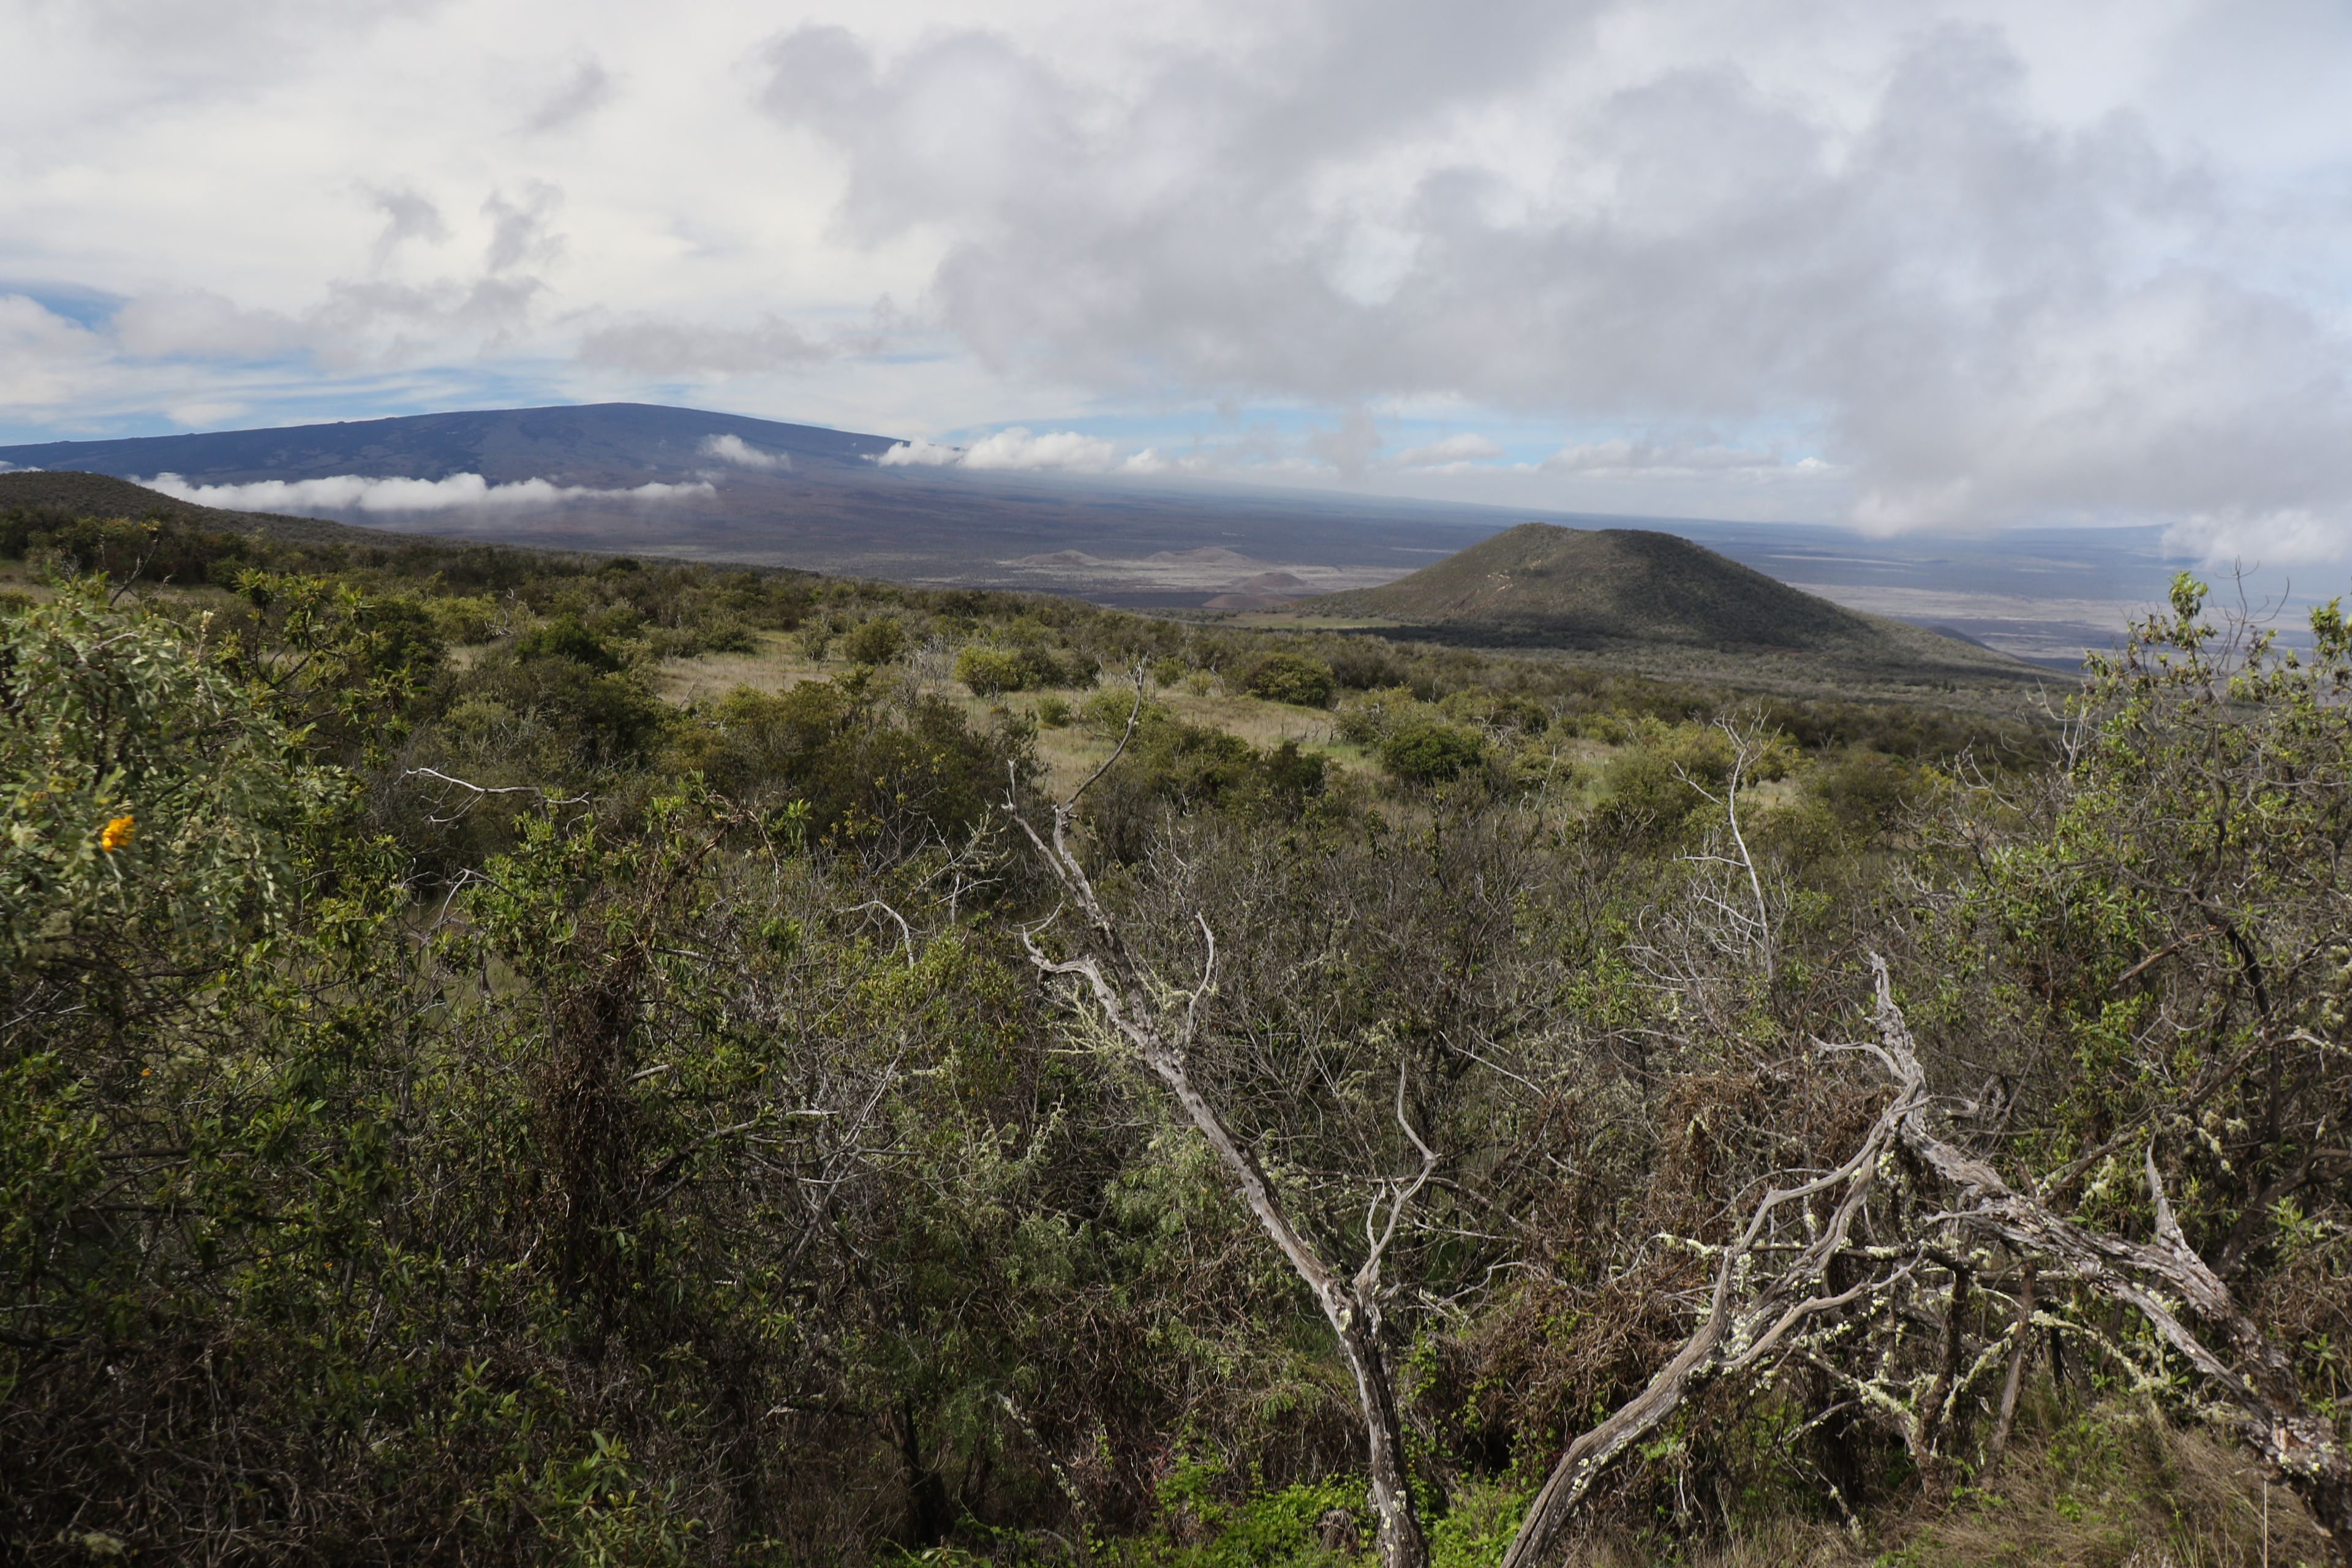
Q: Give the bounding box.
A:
[1325,641,1409,691]
[668,679,1027,843]
[1236,650,1335,708]
[1440,687,1550,734]
[1379,717,1484,783]
[1809,747,1923,834]
[0,580,338,986]
[956,639,1097,695]
[954,645,1028,695]
[1080,686,1166,734]
[1081,714,1323,859]
[514,614,625,674]
[1334,685,1419,746]
[1035,695,1074,728]
[426,593,503,646]
[840,616,907,666]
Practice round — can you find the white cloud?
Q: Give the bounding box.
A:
[878,428,1120,472]
[2165,508,2352,568]
[138,472,715,513]
[960,428,1117,471]
[699,433,790,470]
[0,296,113,410]
[758,4,2352,541]
[1392,434,1504,469]
[576,316,832,375]
[113,291,307,361]
[876,437,962,467]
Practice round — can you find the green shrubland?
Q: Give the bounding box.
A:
[0,506,2344,1567]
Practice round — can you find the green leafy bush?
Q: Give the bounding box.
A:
[954,638,1095,694]
[669,678,1028,843]
[515,612,628,673]
[1236,650,1336,708]
[1378,717,1484,782]
[1,579,339,989]
[841,614,907,666]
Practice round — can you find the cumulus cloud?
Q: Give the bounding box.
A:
[878,428,1121,472]
[961,428,1117,472]
[140,472,714,513]
[113,290,307,361]
[760,5,2352,542]
[699,433,790,470]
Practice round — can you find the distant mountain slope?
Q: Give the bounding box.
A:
[0,404,1514,589]
[1305,522,2043,687]
[0,403,894,487]
[0,470,402,548]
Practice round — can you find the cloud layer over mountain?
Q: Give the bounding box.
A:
[141,473,715,514]
[6,0,2352,552]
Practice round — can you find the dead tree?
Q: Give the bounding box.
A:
[1501,951,2352,1565]
[1852,957,2352,1562]
[1496,1031,1931,1567]
[1010,699,1439,1568]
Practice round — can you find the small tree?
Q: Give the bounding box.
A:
[1012,694,1440,1568]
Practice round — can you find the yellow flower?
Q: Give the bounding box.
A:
[99,814,135,853]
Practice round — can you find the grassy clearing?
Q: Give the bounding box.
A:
[650,636,1401,797]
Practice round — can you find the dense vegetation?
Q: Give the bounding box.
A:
[2,502,2346,1567]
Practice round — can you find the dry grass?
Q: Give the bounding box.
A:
[1896,1401,2333,1568]
[650,631,831,703]
[1535,1401,2328,1568]
[647,637,1389,797]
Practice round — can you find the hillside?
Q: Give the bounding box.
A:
[0,469,406,548]
[1300,521,2047,698]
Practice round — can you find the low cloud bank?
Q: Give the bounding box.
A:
[699,434,790,471]
[140,472,715,513]
[2165,509,2352,569]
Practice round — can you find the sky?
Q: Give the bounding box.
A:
[4,0,2352,559]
